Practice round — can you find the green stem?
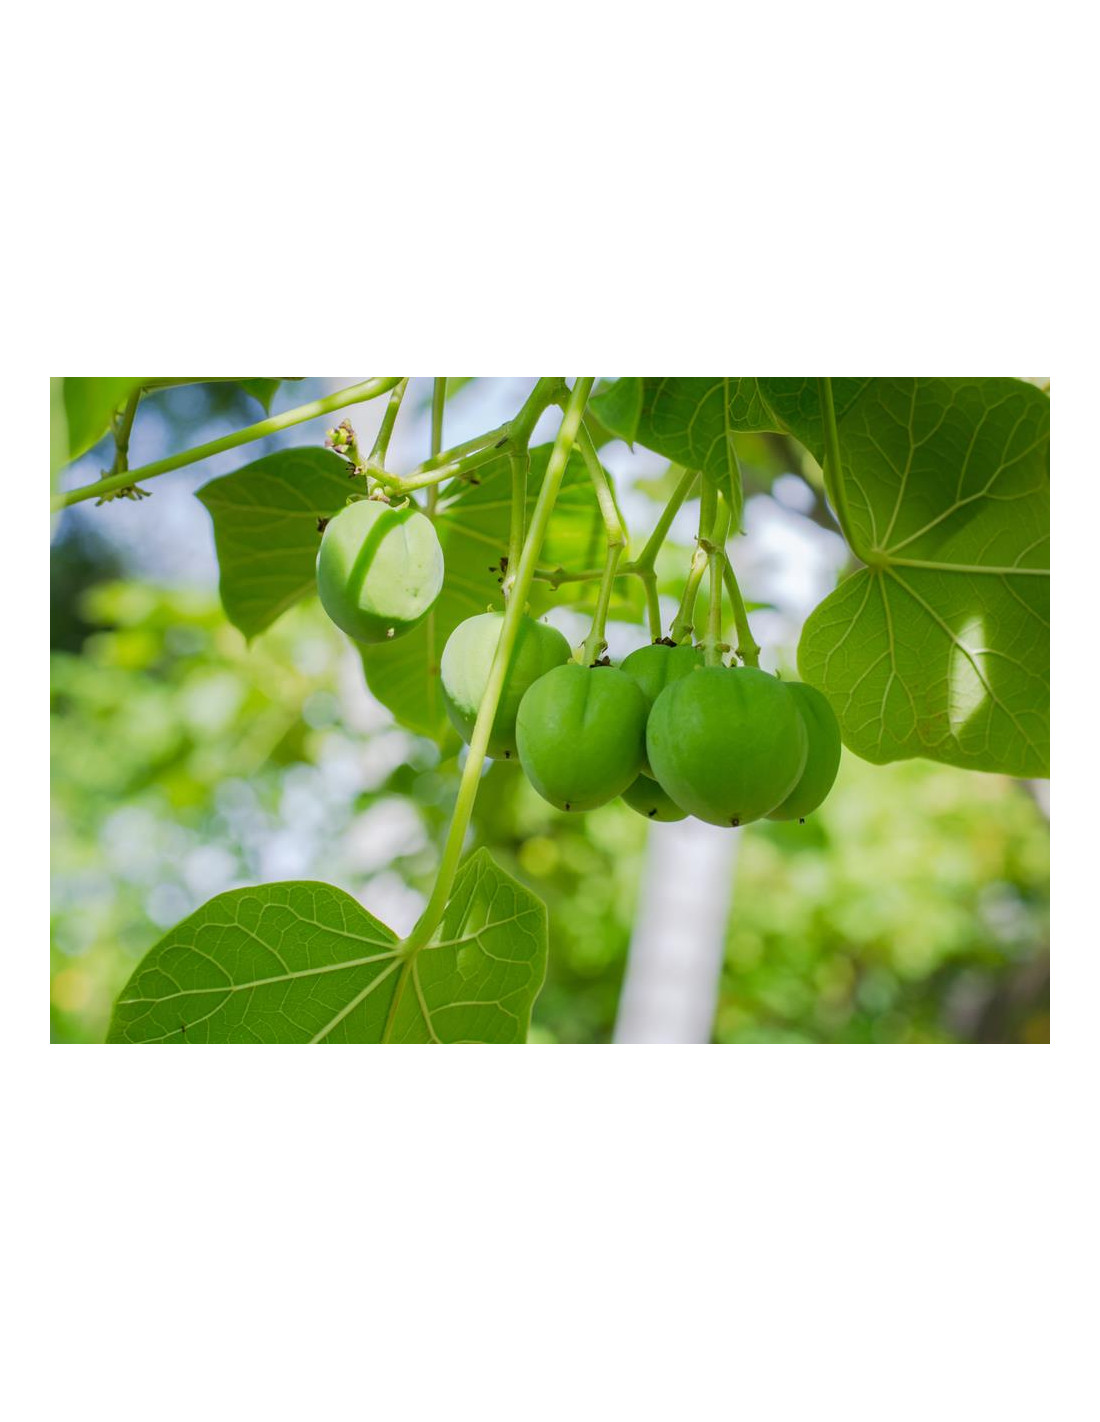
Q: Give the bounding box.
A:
[505,452,527,600]
[704,551,724,666]
[640,570,662,641]
[817,377,858,553]
[633,465,698,571]
[427,378,446,516]
[533,565,606,586]
[91,388,147,503]
[701,498,732,667]
[669,478,716,642]
[399,377,594,956]
[507,377,567,449]
[111,389,141,475]
[430,378,446,456]
[576,422,629,551]
[582,542,623,665]
[412,423,509,478]
[52,376,403,510]
[384,440,503,494]
[368,377,409,467]
[721,558,761,667]
[575,422,627,664]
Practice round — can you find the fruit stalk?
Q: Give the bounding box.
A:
[576,422,628,663]
[669,477,717,642]
[701,496,732,666]
[582,540,624,665]
[365,377,409,473]
[721,558,761,667]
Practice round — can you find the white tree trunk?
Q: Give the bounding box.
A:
[613,818,739,1043]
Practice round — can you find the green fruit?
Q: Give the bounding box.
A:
[440,612,571,760]
[621,774,687,823]
[316,499,444,643]
[647,666,808,827]
[766,682,842,821]
[620,641,704,776]
[516,663,648,812]
[620,641,704,704]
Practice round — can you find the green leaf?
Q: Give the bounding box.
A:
[51,377,139,469]
[237,378,284,413]
[196,447,354,640]
[591,377,872,530]
[590,377,643,445]
[383,848,548,1043]
[594,377,868,453]
[361,443,609,739]
[798,378,1049,777]
[107,849,546,1043]
[593,377,757,528]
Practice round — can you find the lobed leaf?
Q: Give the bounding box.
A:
[107,849,546,1044]
[196,447,355,640]
[797,378,1049,776]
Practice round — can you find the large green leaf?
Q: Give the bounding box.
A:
[196,447,355,640]
[798,378,1049,777]
[51,377,140,470]
[593,376,1049,777]
[107,848,547,1043]
[360,442,620,739]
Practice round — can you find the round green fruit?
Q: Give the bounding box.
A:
[620,641,703,776]
[647,666,808,827]
[621,774,687,823]
[620,641,704,704]
[316,499,444,644]
[440,612,571,760]
[516,663,648,812]
[766,682,842,821]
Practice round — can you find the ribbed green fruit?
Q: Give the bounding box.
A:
[316,499,444,643]
[620,641,704,776]
[440,612,571,760]
[647,666,808,827]
[621,774,688,823]
[766,682,842,821]
[516,663,648,812]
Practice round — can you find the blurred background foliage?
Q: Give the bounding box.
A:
[50,379,1049,1044]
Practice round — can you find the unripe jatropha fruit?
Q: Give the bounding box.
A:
[766,682,842,821]
[440,612,571,760]
[620,641,704,775]
[516,663,648,812]
[316,499,444,643]
[647,666,808,827]
[621,773,687,823]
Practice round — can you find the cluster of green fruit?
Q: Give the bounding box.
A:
[315,498,842,827]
